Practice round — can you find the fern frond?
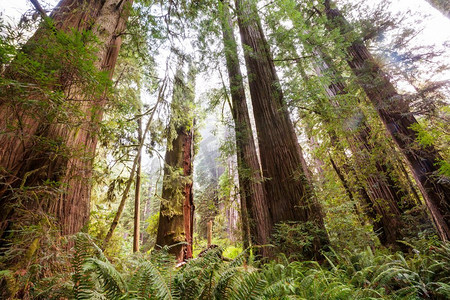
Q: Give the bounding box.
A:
[83,258,127,299]
[132,260,175,300]
[228,271,267,300]
[213,266,242,300]
[263,277,297,298]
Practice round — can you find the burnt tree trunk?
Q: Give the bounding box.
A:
[219,0,272,257]
[324,0,450,241]
[235,0,329,259]
[0,0,132,243]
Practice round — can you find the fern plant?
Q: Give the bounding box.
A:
[67,233,450,300]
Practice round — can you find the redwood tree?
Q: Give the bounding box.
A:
[0,0,133,245]
[219,0,272,257]
[156,67,196,261]
[235,0,329,258]
[323,0,450,241]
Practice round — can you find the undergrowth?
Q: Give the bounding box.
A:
[12,233,447,299]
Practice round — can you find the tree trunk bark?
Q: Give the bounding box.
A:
[182,122,195,259]
[348,127,405,246]
[155,68,195,262]
[219,0,272,257]
[235,0,329,259]
[324,0,450,241]
[0,0,133,244]
[156,126,194,261]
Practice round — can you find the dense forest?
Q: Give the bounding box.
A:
[0,0,449,299]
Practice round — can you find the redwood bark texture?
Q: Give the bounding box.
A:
[219,0,272,257]
[315,54,409,246]
[182,122,195,260]
[235,0,329,258]
[324,1,450,241]
[0,0,132,243]
[155,126,194,261]
[156,70,195,262]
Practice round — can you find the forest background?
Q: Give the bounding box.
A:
[0,0,450,299]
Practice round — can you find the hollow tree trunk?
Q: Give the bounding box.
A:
[219,0,272,257]
[324,0,450,241]
[0,0,132,243]
[235,0,329,259]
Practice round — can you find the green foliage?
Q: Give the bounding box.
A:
[1,17,111,125]
[146,213,160,238]
[410,109,450,177]
[272,221,328,261]
[222,246,243,260]
[40,233,450,299]
[0,212,74,299]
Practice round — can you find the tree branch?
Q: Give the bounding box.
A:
[29,0,49,18]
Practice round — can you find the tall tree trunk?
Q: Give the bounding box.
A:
[311,46,412,247]
[329,130,400,245]
[290,36,407,246]
[235,0,329,259]
[0,0,132,244]
[156,125,194,261]
[156,68,195,261]
[348,127,405,246]
[324,0,450,241]
[219,0,272,257]
[133,116,142,253]
[182,120,195,260]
